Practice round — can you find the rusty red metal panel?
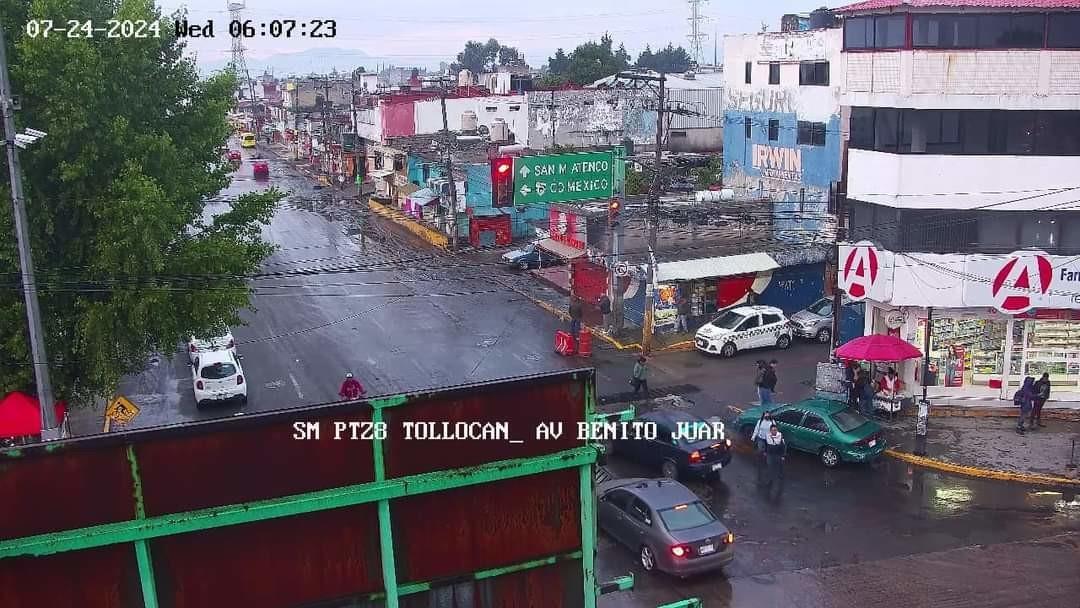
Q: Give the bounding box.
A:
[137,409,376,515]
[0,545,140,607]
[383,374,586,478]
[152,504,382,608]
[397,560,583,608]
[0,445,135,540]
[392,469,581,583]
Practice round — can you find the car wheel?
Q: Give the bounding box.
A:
[820,446,841,468]
[720,342,737,358]
[776,334,792,349]
[661,459,679,479]
[639,545,657,572]
[816,328,832,344]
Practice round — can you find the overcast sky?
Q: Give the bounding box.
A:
[162,0,820,68]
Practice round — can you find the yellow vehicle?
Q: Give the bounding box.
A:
[240,132,256,148]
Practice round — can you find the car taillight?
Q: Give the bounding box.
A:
[724,532,734,544]
[689,450,702,463]
[196,380,204,390]
[190,344,196,352]
[725,439,732,447]
[670,544,691,558]
[227,339,235,349]
[856,433,879,447]
[237,375,244,385]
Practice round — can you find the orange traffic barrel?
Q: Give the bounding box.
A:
[578,328,592,357]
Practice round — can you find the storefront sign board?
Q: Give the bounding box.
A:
[839,245,1080,314]
[513,151,614,205]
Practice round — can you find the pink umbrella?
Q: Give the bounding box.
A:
[0,391,67,438]
[835,334,923,362]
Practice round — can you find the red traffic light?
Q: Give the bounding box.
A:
[491,157,514,207]
[496,160,512,174]
[609,200,621,212]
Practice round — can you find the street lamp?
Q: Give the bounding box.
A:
[1,25,61,441]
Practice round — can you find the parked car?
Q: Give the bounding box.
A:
[502,244,563,270]
[191,349,247,409]
[597,477,735,577]
[790,296,852,344]
[610,409,733,480]
[694,305,792,358]
[188,327,236,365]
[735,398,886,468]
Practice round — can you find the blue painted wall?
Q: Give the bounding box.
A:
[839,302,865,347]
[465,163,548,240]
[756,263,826,315]
[406,155,442,187]
[722,111,840,241]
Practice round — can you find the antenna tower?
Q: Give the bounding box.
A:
[687,0,709,67]
[228,1,259,129]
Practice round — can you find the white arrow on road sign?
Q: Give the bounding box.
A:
[519,165,531,178]
[520,184,532,196]
[536,182,546,195]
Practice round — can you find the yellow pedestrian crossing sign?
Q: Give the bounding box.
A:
[105,396,140,425]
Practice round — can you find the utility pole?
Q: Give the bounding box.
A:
[830,183,845,356]
[642,73,665,355]
[311,76,332,176]
[0,25,59,439]
[550,89,556,149]
[439,85,459,252]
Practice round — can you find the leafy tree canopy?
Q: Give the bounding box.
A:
[0,0,280,405]
[544,34,631,86]
[636,43,692,74]
[452,38,525,75]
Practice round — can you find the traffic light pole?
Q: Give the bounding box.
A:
[642,74,665,355]
[608,202,622,335]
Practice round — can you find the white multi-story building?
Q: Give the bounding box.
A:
[835,0,1080,403]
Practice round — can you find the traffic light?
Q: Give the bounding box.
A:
[608,198,621,225]
[491,157,513,207]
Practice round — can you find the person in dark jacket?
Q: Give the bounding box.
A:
[569,298,584,347]
[1014,376,1037,434]
[1032,372,1051,428]
[676,296,692,333]
[598,294,612,332]
[843,360,860,408]
[855,369,874,416]
[759,359,779,404]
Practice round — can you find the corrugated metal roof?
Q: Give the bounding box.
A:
[536,238,586,259]
[655,252,779,282]
[834,0,1080,12]
[667,89,724,130]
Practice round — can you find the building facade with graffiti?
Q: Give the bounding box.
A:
[722,26,843,241]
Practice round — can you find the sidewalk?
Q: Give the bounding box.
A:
[883,416,1080,485]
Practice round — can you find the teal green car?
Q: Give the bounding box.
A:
[735,398,886,468]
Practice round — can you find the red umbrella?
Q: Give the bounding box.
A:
[835,334,923,362]
[0,391,67,438]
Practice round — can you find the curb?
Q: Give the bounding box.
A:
[924,405,1080,422]
[885,448,1080,487]
[367,200,448,250]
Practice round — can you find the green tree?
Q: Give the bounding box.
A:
[547,34,631,86]
[692,156,724,190]
[0,0,280,405]
[625,167,649,195]
[637,43,692,73]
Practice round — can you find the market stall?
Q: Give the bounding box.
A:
[835,334,922,418]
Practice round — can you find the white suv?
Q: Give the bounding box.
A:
[694,305,793,358]
[192,350,247,408]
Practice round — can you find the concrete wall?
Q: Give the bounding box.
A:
[848,149,1080,210]
[413,95,528,144]
[527,90,656,150]
[843,50,1080,110]
[666,127,723,153]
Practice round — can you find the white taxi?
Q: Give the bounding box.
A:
[694,305,793,358]
[192,349,247,409]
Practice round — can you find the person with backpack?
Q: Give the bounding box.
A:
[1032,372,1051,428]
[1014,376,1037,434]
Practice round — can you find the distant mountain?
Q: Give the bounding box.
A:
[196,47,440,77]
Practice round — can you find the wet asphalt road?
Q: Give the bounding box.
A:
[71,145,580,431]
[65,144,1080,607]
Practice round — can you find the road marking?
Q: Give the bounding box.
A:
[288,373,304,400]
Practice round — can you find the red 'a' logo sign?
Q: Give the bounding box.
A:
[840,246,879,301]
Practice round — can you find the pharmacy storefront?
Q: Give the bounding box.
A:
[839,243,1080,402]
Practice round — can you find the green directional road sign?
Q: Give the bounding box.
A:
[513,151,615,205]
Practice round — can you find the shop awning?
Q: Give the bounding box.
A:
[655,252,779,282]
[407,188,439,205]
[536,238,585,260]
[367,169,394,180]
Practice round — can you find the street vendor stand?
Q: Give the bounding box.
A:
[835,335,924,421]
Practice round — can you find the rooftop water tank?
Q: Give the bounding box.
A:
[490,118,510,143]
[461,110,478,132]
[810,7,837,29]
